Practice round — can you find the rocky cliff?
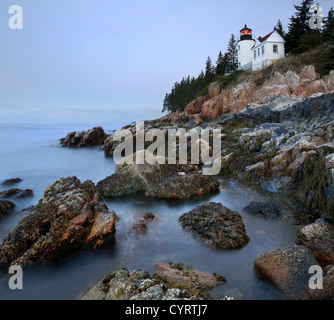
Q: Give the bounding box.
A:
[161,65,334,123]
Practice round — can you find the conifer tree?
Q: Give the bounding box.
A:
[274,19,286,38]
[285,0,315,54]
[226,34,238,72]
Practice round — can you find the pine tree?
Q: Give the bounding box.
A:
[285,0,315,54]
[323,7,334,41]
[215,51,229,76]
[226,34,238,72]
[321,8,334,73]
[204,56,215,83]
[274,19,286,38]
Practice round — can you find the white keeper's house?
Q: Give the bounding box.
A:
[237,25,286,71]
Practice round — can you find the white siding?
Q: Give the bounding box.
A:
[237,39,255,70]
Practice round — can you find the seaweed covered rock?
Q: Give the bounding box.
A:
[254,246,319,299]
[179,202,249,250]
[296,220,334,266]
[153,262,225,294]
[60,127,107,148]
[0,200,15,220]
[82,264,224,300]
[0,177,116,267]
[97,151,220,200]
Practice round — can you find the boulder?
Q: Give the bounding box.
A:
[0,177,116,267]
[296,221,334,266]
[178,202,249,250]
[97,151,220,200]
[243,201,282,218]
[60,127,107,148]
[81,266,220,300]
[0,200,16,219]
[153,262,225,293]
[254,246,319,299]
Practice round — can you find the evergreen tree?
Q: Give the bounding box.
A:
[226,34,238,72]
[215,51,229,75]
[274,19,286,38]
[323,7,334,41]
[285,0,315,54]
[205,56,215,81]
[321,8,334,73]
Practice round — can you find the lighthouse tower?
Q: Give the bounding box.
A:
[237,25,255,71]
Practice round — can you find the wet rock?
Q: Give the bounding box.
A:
[60,127,107,148]
[97,174,137,198]
[1,178,22,186]
[254,245,319,299]
[0,177,116,267]
[82,267,211,300]
[243,201,282,218]
[97,151,220,200]
[178,202,249,250]
[0,188,33,199]
[153,262,225,295]
[296,221,334,266]
[0,200,15,219]
[129,213,156,235]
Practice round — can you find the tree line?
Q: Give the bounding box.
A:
[162,34,238,113]
[162,0,334,114]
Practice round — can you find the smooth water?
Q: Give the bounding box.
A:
[0,123,299,300]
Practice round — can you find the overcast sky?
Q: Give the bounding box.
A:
[0,0,332,127]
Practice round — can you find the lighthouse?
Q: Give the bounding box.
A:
[237,25,255,71]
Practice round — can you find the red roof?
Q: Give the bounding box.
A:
[258,31,275,43]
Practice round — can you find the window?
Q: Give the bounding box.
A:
[258,48,260,56]
[238,45,240,51]
[262,46,265,55]
[273,45,278,53]
[254,50,256,59]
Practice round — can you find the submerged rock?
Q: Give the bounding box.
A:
[82,263,225,300]
[60,127,107,148]
[1,178,22,186]
[0,188,33,199]
[243,201,282,218]
[0,177,116,267]
[0,200,16,219]
[97,151,220,200]
[296,220,334,266]
[254,245,319,299]
[129,213,156,235]
[178,202,249,250]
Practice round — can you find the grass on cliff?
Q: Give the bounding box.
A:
[252,44,330,87]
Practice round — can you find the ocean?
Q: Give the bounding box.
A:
[0,123,298,300]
